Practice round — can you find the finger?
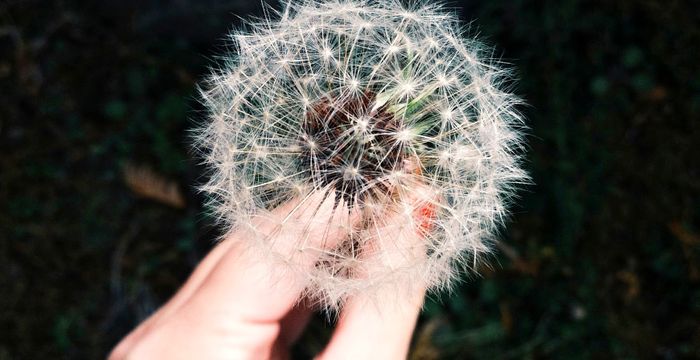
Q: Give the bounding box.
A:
[183,189,360,321]
[109,231,237,358]
[318,291,424,360]
[113,187,342,354]
[318,188,433,360]
[120,189,361,358]
[112,188,361,359]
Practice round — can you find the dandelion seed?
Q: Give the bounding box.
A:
[387,44,401,54]
[195,0,527,308]
[440,108,453,120]
[321,47,333,59]
[395,127,415,142]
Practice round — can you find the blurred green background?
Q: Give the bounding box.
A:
[1,0,699,358]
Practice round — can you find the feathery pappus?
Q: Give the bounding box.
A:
[195,0,528,308]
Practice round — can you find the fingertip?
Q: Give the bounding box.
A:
[317,204,429,360]
[316,285,425,360]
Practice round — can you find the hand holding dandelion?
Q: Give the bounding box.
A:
[197,0,526,309]
[112,1,526,357]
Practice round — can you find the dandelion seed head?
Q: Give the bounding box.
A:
[196,0,527,308]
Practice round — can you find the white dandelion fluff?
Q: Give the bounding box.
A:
[196,0,527,308]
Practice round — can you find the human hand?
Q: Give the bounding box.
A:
[109,189,430,359]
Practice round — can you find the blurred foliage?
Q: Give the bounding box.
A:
[1,0,699,359]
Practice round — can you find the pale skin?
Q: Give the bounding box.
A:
[109,188,431,359]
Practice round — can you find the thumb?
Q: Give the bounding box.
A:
[120,189,361,359]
